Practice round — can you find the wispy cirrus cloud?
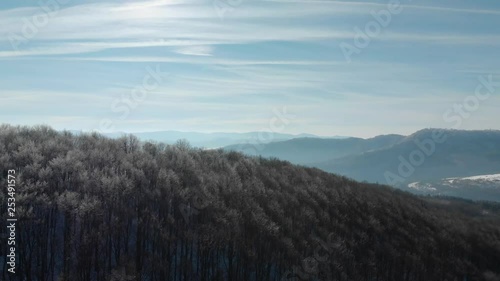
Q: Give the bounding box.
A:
[262,0,500,15]
[174,45,214,56]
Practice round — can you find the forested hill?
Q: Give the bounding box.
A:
[1,125,500,281]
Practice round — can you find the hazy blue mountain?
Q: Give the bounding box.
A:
[66,130,337,148]
[224,134,404,164]
[314,129,500,186]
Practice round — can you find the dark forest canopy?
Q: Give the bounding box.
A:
[1,124,500,281]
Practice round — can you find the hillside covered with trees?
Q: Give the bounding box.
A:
[1,125,500,281]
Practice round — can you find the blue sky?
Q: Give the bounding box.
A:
[0,0,499,137]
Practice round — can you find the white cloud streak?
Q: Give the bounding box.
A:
[1,0,499,59]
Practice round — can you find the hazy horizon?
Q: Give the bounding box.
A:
[4,123,500,141]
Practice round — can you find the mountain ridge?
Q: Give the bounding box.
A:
[64,129,350,148]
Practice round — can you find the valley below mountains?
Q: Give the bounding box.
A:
[226,129,500,202]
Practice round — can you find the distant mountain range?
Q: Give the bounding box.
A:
[225,129,500,201]
[224,134,404,164]
[314,129,500,184]
[67,130,348,148]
